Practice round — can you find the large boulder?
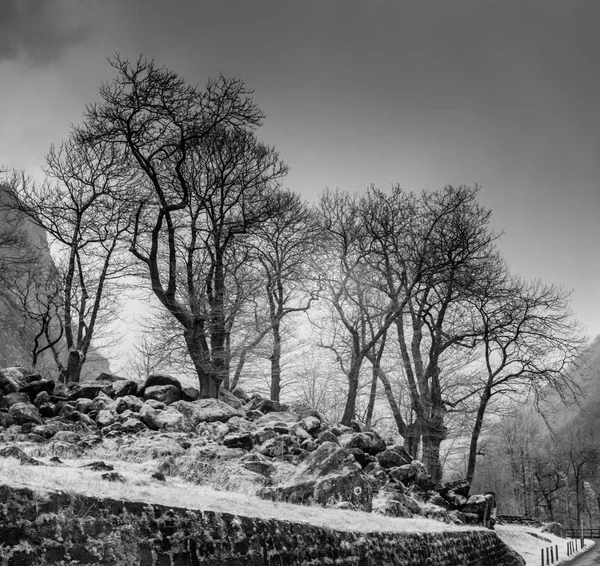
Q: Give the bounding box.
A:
[259,441,374,511]
[139,404,189,432]
[376,445,413,468]
[18,379,55,402]
[107,380,138,398]
[67,382,113,401]
[219,388,243,409]
[144,384,181,405]
[0,368,26,395]
[255,411,297,427]
[170,399,242,426]
[9,402,43,426]
[5,392,30,407]
[138,374,182,396]
[109,395,144,414]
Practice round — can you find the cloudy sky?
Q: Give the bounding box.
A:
[1,0,599,337]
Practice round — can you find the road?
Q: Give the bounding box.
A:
[565,541,600,565]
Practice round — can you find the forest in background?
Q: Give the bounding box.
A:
[0,55,594,519]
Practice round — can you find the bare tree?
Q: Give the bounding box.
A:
[6,134,134,383]
[252,189,321,401]
[464,275,584,484]
[81,56,288,397]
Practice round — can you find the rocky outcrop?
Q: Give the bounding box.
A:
[0,368,498,529]
[0,483,525,566]
[260,441,375,511]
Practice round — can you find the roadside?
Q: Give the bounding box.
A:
[496,524,595,566]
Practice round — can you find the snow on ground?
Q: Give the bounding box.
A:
[496,524,595,566]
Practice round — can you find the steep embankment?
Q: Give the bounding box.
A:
[0,462,524,566]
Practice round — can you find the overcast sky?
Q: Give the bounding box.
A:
[1,0,599,338]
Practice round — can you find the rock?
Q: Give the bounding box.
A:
[38,403,56,418]
[439,479,470,498]
[364,431,387,455]
[340,432,374,453]
[83,461,114,471]
[170,399,242,425]
[0,445,44,465]
[246,397,288,414]
[288,402,323,421]
[108,380,138,398]
[145,399,166,410]
[302,416,322,433]
[144,385,181,405]
[96,409,117,428]
[232,387,250,402]
[141,405,190,432]
[181,387,200,401]
[372,493,414,518]
[0,367,25,394]
[294,426,312,442]
[256,434,299,457]
[226,416,256,433]
[376,446,413,468]
[67,382,113,401]
[75,398,94,414]
[219,388,243,409]
[91,392,113,412]
[251,427,277,445]
[5,392,30,407]
[31,422,71,439]
[347,447,373,468]
[388,464,418,484]
[102,471,126,482]
[241,453,276,477]
[18,379,55,401]
[109,395,143,414]
[259,442,374,512]
[73,410,96,428]
[120,418,147,434]
[463,493,496,528]
[222,432,253,450]
[95,372,126,382]
[9,402,42,425]
[0,412,14,428]
[59,404,76,419]
[53,431,81,444]
[315,430,340,446]
[138,374,182,396]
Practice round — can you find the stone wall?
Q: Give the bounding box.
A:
[0,484,525,566]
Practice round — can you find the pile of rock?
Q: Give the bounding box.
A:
[0,367,491,526]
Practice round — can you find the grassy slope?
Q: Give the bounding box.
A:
[0,455,476,534]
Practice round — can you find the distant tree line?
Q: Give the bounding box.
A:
[0,55,585,485]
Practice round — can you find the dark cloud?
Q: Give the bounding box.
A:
[0,0,87,65]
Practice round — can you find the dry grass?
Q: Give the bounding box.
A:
[0,456,477,534]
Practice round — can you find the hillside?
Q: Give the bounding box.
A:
[3,365,586,564]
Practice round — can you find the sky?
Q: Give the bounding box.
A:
[1,0,599,338]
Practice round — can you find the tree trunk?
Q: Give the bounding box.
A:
[404,420,422,459]
[184,324,221,399]
[270,322,282,402]
[466,388,492,485]
[65,349,85,384]
[421,413,447,484]
[341,356,364,426]
[364,364,378,430]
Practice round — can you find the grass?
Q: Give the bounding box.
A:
[0,455,478,534]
